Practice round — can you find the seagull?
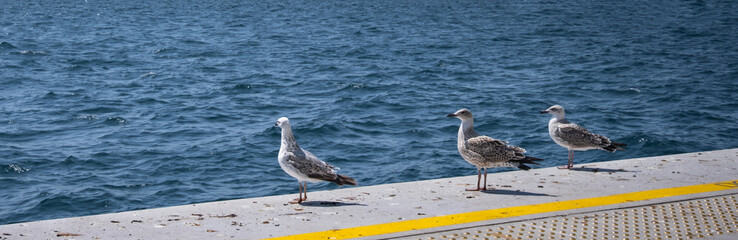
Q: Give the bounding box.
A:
[275,117,357,204]
[541,105,627,169]
[448,109,542,191]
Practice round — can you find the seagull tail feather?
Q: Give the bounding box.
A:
[333,174,358,186]
[512,156,543,170]
[603,142,627,152]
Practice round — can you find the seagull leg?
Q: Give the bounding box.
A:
[302,182,308,202]
[568,150,574,169]
[558,150,574,169]
[466,168,482,191]
[481,168,488,191]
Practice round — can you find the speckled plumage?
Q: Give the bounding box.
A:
[459,133,529,169]
[549,119,616,151]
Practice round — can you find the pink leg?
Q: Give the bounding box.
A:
[558,150,574,169]
[466,168,482,191]
[302,182,307,202]
[481,168,488,190]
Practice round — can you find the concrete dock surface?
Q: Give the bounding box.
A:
[1,148,737,239]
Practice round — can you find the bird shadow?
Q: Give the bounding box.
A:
[299,201,367,207]
[480,189,557,197]
[568,167,632,173]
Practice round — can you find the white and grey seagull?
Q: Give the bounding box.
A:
[448,109,542,191]
[275,117,357,204]
[541,105,626,169]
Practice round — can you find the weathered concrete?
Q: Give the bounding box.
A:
[1,149,737,239]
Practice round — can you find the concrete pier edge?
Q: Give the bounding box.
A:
[1,148,737,239]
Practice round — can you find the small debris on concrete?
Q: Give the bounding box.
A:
[131,220,143,223]
[211,214,237,218]
[206,230,217,232]
[283,212,313,216]
[110,221,120,223]
[57,232,83,237]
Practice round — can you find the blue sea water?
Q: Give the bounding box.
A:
[1,0,737,225]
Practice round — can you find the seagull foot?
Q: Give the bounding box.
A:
[465,188,483,191]
[557,165,573,170]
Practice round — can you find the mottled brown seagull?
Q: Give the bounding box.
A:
[275,117,357,204]
[541,105,627,169]
[448,109,542,191]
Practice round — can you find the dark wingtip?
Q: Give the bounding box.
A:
[515,155,543,170]
[613,142,627,147]
[518,163,532,171]
[337,174,358,186]
[526,156,544,163]
[603,143,626,152]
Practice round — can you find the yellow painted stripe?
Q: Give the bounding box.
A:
[265,180,738,240]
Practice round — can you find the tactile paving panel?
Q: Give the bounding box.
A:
[408,195,738,240]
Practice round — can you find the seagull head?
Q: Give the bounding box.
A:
[541,105,565,118]
[275,117,291,129]
[447,108,473,121]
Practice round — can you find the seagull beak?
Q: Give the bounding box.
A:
[446,113,456,118]
[540,110,549,114]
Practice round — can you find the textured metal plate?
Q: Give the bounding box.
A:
[409,195,738,240]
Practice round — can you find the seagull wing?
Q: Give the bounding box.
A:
[555,123,605,147]
[284,148,338,181]
[465,135,526,162]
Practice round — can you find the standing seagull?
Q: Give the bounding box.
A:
[541,105,627,169]
[275,117,357,204]
[448,109,542,191]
